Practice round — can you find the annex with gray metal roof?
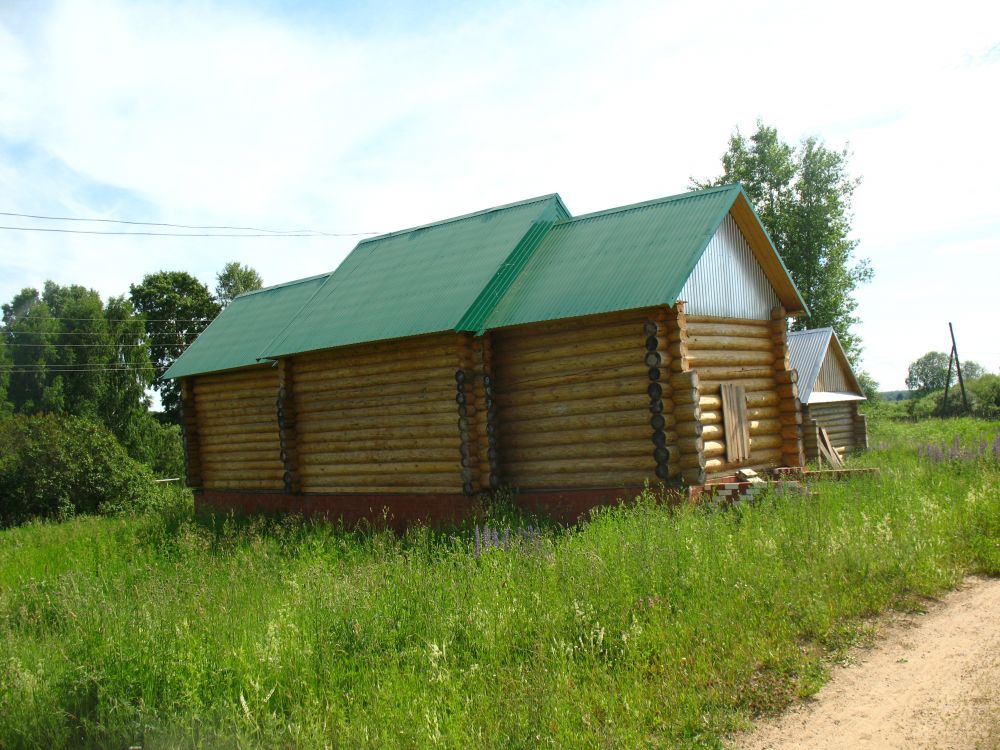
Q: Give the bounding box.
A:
[788,327,865,404]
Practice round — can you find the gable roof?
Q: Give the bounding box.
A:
[788,327,865,404]
[162,272,330,380]
[479,184,806,331]
[262,194,569,359]
[166,184,807,379]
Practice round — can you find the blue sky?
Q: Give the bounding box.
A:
[1,0,998,389]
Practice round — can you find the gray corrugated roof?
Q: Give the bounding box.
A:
[788,328,863,403]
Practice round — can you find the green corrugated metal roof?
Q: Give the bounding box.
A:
[480,184,744,331]
[162,273,330,379]
[262,194,569,359]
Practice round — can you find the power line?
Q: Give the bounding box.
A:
[0,225,335,237]
[4,331,204,337]
[0,211,379,237]
[7,316,216,322]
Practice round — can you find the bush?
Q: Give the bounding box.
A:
[0,414,167,526]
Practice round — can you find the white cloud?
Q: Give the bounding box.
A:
[1,0,999,388]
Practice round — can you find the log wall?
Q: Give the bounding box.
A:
[803,401,867,460]
[291,332,464,494]
[491,308,674,490]
[190,366,284,491]
[685,308,802,479]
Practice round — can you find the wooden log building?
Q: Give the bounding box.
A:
[165,184,811,524]
[787,328,868,462]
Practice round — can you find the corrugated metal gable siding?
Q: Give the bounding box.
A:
[264,196,564,359]
[679,213,779,320]
[816,348,853,393]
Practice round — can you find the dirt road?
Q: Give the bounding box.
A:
[735,576,1000,750]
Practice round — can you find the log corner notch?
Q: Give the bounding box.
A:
[770,306,805,468]
[179,377,202,488]
[664,302,706,485]
[644,310,672,482]
[277,359,301,494]
[457,332,495,497]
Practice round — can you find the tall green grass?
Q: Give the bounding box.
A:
[1,419,998,749]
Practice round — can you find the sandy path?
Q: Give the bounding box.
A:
[735,576,1000,750]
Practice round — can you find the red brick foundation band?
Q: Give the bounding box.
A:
[194,486,682,528]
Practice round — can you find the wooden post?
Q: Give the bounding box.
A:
[771,307,804,468]
[277,359,301,494]
[180,378,202,488]
[949,322,969,412]
[457,333,481,496]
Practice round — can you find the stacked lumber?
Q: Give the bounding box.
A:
[292,332,463,494]
[191,366,283,490]
[491,308,669,489]
[686,313,789,478]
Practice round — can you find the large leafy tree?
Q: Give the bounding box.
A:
[1,283,155,432]
[695,121,872,359]
[129,271,220,421]
[906,351,987,395]
[215,262,263,307]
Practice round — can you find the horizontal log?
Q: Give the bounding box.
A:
[685,321,772,339]
[198,432,278,448]
[195,367,276,389]
[293,339,458,373]
[676,421,703,438]
[298,423,458,443]
[699,378,776,395]
[203,479,285,490]
[780,424,802,440]
[193,384,276,401]
[492,333,643,366]
[298,435,459,453]
[295,397,456,420]
[693,365,775,382]
[687,350,776,368]
[668,371,698,390]
[501,455,656,474]
[195,403,276,421]
[293,331,456,365]
[292,363,455,393]
[774,369,798,385]
[503,466,671,488]
[202,469,284,482]
[676,436,704,455]
[672,403,701,423]
[672,388,698,406]
[494,425,652,449]
[299,446,459,463]
[201,458,284,471]
[199,445,280,461]
[292,353,456,382]
[493,318,650,354]
[294,380,454,406]
[703,447,783,474]
[749,392,780,407]
[701,423,723,441]
[703,440,725,459]
[497,393,649,422]
[493,378,647,408]
[680,452,706,470]
[750,434,783,451]
[494,347,641,376]
[776,383,799,400]
[494,362,650,391]
[685,314,772,329]
[297,412,455,433]
[687,335,775,352]
[298,460,461,476]
[499,410,666,434]
[500,442,657,464]
[196,415,278,432]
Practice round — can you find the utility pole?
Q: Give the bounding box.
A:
[949,322,969,413]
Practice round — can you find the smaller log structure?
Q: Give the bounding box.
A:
[788,328,868,462]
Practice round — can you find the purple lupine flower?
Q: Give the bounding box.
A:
[475,526,481,558]
[492,528,500,548]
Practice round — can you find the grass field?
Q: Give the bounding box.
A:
[1,417,998,749]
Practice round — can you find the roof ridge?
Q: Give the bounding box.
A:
[233,271,333,300]
[556,183,741,224]
[789,326,833,336]
[355,193,566,246]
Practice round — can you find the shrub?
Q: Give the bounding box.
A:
[0,414,166,526]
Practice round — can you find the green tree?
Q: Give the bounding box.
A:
[905,351,951,394]
[695,121,872,358]
[215,262,263,307]
[961,360,987,381]
[129,271,220,421]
